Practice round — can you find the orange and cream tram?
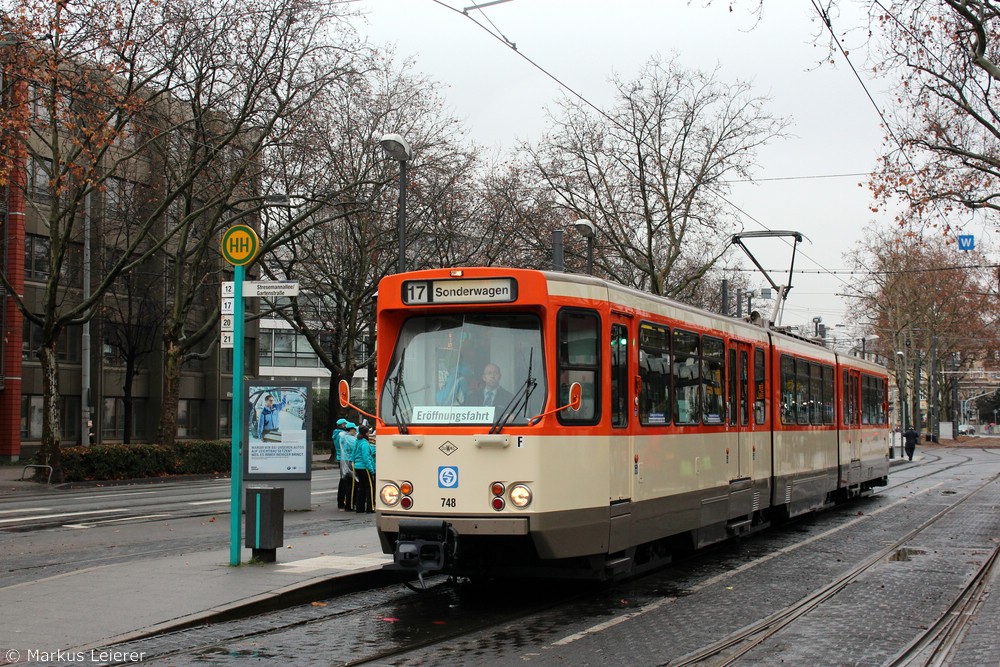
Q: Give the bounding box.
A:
[351,267,889,580]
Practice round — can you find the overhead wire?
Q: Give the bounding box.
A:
[429,0,868,294]
[808,0,965,245]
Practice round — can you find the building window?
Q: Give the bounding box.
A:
[223,338,255,374]
[260,328,318,368]
[220,400,232,437]
[25,234,50,280]
[22,317,41,360]
[258,329,273,366]
[21,395,80,441]
[101,397,147,440]
[30,157,53,203]
[177,399,202,438]
[22,318,80,363]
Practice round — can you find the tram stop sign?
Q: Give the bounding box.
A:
[221,224,260,266]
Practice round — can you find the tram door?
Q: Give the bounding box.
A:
[728,342,753,480]
[609,320,632,504]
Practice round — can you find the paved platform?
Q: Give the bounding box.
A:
[0,458,395,662]
[2,526,390,657]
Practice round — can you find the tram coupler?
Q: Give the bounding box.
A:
[394,519,458,584]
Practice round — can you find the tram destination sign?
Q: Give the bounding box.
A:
[402,278,517,305]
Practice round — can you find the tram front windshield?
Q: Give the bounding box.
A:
[379,313,545,427]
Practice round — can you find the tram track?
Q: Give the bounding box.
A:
[661,470,1000,667]
[881,542,1000,667]
[97,451,997,666]
[102,574,591,666]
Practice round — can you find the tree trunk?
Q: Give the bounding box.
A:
[157,338,183,447]
[38,340,64,483]
[123,356,136,445]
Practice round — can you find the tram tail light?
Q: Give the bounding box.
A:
[490,482,505,497]
[491,496,505,511]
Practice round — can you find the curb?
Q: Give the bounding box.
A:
[70,565,413,653]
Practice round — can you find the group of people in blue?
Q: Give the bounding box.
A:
[331,418,376,513]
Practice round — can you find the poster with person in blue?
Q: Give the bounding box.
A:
[246,383,311,479]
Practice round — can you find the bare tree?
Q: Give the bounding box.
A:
[526,55,788,299]
[258,53,482,437]
[143,0,365,447]
[0,0,370,476]
[0,0,193,479]
[843,224,998,427]
[861,1,1000,228]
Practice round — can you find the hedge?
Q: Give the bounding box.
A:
[60,440,231,482]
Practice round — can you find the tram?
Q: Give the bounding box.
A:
[341,267,889,580]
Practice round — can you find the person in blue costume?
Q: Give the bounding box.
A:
[339,423,358,511]
[352,425,376,513]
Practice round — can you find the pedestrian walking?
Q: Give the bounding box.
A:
[353,424,376,513]
[338,422,358,511]
[903,426,919,461]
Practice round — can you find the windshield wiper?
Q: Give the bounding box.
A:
[390,348,410,434]
[489,349,536,435]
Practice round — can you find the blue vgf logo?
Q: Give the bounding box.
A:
[438,466,459,489]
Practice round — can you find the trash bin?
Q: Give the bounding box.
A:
[245,486,284,562]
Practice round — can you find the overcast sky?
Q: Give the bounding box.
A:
[356,0,964,339]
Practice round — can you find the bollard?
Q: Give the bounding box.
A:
[245,486,284,563]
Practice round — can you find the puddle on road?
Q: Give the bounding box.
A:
[888,547,926,562]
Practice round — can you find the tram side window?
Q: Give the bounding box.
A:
[638,323,670,426]
[780,355,796,425]
[861,375,872,425]
[795,358,810,425]
[673,330,700,425]
[557,309,600,424]
[611,324,628,428]
[822,365,835,424]
[843,371,859,426]
[862,374,887,425]
[754,348,766,425]
[809,363,823,424]
[702,336,725,425]
[877,376,887,424]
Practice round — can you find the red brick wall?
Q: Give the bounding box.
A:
[0,151,26,460]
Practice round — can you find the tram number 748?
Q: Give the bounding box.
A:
[441,497,457,508]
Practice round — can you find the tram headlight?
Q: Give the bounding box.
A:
[509,484,532,508]
[380,483,401,506]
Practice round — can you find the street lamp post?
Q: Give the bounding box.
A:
[896,350,907,458]
[574,219,596,275]
[861,334,879,361]
[380,133,414,274]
